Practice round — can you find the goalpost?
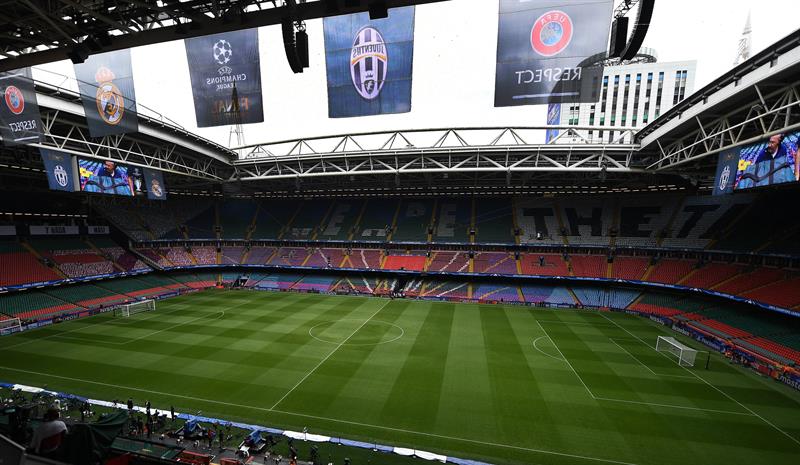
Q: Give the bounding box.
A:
[114,299,156,317]
[0,317,22,335]
[656,336,698,367]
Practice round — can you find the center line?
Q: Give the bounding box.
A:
[270,298,391,410]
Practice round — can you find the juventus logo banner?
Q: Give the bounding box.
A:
[40,148,77,192]
[495,0,613,107]
[712,149,739,196]
[323,6,415,118]
[0,67,43,146]
[184,29,264,128]
[143,168,167,201]
[74,49,139,137]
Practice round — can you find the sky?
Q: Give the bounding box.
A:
[31,0,800,150]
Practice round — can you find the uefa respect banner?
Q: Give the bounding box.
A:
[40,148,77,192]
[74,49,139,137]
[0,67,43,146]
[184,29,263,127]
[323,6,415,118]
[143,168,167,201]
[495,0,613,107]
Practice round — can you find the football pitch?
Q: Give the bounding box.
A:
[2,290,799,465]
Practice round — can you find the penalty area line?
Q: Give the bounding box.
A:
[599,312,800,447]
[0,366,641,465]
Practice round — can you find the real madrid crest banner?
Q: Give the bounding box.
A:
[74,49,139,137]
[143,168,167,201]
[495,0,613,107]
[0,67,44,146]
[184,29,264,128]
[323,6,415,118]
[39,148,77,192]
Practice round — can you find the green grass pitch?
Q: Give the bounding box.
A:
[2,290,799,465]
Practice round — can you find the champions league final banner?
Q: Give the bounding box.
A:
[184,29,263,127]
[323,6,415,118]
[74,49,139,137]
[0,67,43,146]
[495,0,613,107]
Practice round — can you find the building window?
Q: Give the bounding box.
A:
[632,73,642,127]
[622,74,631,127]
[643,72,653,123]
[655,71,664,118]
[678,70,688,101]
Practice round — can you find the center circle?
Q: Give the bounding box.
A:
[308,319,404,346]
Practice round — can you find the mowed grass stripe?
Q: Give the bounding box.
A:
[277,299,416,420]
[2,291,800,465]
[377,301,454,431]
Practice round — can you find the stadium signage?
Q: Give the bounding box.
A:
[323,7,415,118]
[89,226,110,235]
[185,29,263,127]
[74,49,139,137]
[29,225,79,235]
[495,0,612,106]
[778,374,800,392]
[0,225,15,235]
[0,67,43,146]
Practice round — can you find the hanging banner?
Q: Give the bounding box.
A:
[712,149,739,196]
[40,148,77,192]
[0,67,43,146]
[144,168,167,201]
[323,6,415,118]
[545,103,561,142]
[184,29,263,127]
[495,0,612,107]
[74,49,139,137]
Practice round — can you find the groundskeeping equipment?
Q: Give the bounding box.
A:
[114,299,156,317]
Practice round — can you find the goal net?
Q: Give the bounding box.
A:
[656,336,697,367]
[0,317,22,335]
[114,300,156,317]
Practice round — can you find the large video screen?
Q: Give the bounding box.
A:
[734,131,800,190]
[78,158,145,196]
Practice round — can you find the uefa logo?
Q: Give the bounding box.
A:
[530,10,573,57]
[350,26,388,100]
[213,39,233,66]
[53,165,69,187]
[4,85,25,115]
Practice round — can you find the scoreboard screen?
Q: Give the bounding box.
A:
[78,158,145,197]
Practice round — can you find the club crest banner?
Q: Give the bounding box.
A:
[323,6,415,118]
[495,0,613,107]
[40,148,77,192]
[184,29,263,127]
[74,49,139,137]
[144,168,167,200]
[0,67,43,146]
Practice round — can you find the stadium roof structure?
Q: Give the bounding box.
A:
[0,0,451,73]
[637,29,800,172]
[2,18,799,197]
[0,80,237,189]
